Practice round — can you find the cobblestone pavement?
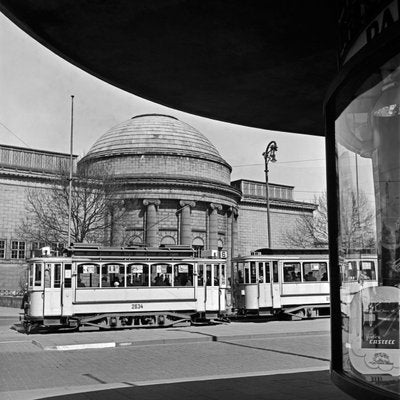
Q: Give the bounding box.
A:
[0,332,330,398]
[0,312,354,400]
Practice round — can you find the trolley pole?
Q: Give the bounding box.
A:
[67,95,74,247]
[262,141,278,248]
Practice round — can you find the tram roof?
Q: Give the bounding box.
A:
[254,248,330,256]
[62,244,195,259]
[0,1,338,136]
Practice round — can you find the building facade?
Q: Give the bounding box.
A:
[0,114,316,292]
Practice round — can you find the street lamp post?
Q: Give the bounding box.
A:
[263,141,278,248]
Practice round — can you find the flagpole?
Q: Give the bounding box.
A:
[67,95,74,246]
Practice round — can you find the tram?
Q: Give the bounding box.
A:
[22,243,227,333]
[232,248,378,319]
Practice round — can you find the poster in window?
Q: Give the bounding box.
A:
[362,302,399,350]
[83,265,95,274]
[178,265,189,273]
[108,265,120,274]
[131,265,143,273]
[156,265,168,274]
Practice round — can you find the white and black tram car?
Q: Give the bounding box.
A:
[232,248,378,319]
[22,244,228,333]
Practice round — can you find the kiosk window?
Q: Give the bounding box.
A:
[342,261,358,282]
[360,261,376,280]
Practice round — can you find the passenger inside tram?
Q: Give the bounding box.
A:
[102,276,110,287]
[305,271,317,281]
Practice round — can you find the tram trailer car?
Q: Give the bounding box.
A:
[232,249,378,320]
[22,244,228,333]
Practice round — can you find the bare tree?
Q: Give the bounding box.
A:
[286,192,328,248]
[19,165,125,246]
[286,190,376,249]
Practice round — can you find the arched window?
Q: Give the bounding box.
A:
[192,237,204,257]
[160,236,175,245]
[218,239,224,252]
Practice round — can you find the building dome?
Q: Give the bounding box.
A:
[84,114,227,165]
[80,114,232,186]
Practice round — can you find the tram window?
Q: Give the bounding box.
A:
[283,262,301,282]
[44,265,51,288]
[213,264,219,285]
[342,261,358,281]
[264,262,271,283]
[258,262,264,283]
[206,264,212,286]
[34,263,42,287]
[54,263,61,288]
[78,264,100,288]
[250,262,257,283]
[198,264,204,286]
[29,264,34,287]
[151,264,172,286]
[221,264,226,285]
[360,261,376,280]
[174,264,193,286]
[273,262,278,282]
[244,266,250,284]
[303,262,327,281]
[237,263,244,283]
[64,264,72,288]
[127,264,149,286]
[102,264,124,287]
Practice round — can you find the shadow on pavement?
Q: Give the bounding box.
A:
[42,370,353,400]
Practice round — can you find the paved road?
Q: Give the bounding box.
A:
[0,312,354,400]
[0,316,335,399]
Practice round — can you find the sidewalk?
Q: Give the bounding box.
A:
[0,307,353,400]
[0,306,20,318]
[1,305,331,351]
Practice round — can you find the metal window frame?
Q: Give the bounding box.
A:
[324,21,400,400]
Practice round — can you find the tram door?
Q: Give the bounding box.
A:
[269,261,281,310]
[43,263,62,316]
[256,261,280,311]
[196,263,221,314]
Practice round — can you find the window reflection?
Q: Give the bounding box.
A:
[335,54,400,395]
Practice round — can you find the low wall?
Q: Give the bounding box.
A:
[0,296,22,308]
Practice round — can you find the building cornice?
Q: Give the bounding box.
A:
[79,150,232,172]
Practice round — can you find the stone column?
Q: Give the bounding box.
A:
[143,199,161,247]
[179,200,196,246]
[208,203,222,251]
[231,207,239,258]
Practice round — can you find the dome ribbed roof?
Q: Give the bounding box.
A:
[85,114,226,163]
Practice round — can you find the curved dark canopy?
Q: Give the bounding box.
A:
[0,0,338,136]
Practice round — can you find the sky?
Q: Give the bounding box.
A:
[0,12,326,203]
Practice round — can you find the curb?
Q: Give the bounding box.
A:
[32,330,328,351]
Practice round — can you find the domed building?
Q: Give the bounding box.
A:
[0,113,317,295]
[78,114,241,256]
